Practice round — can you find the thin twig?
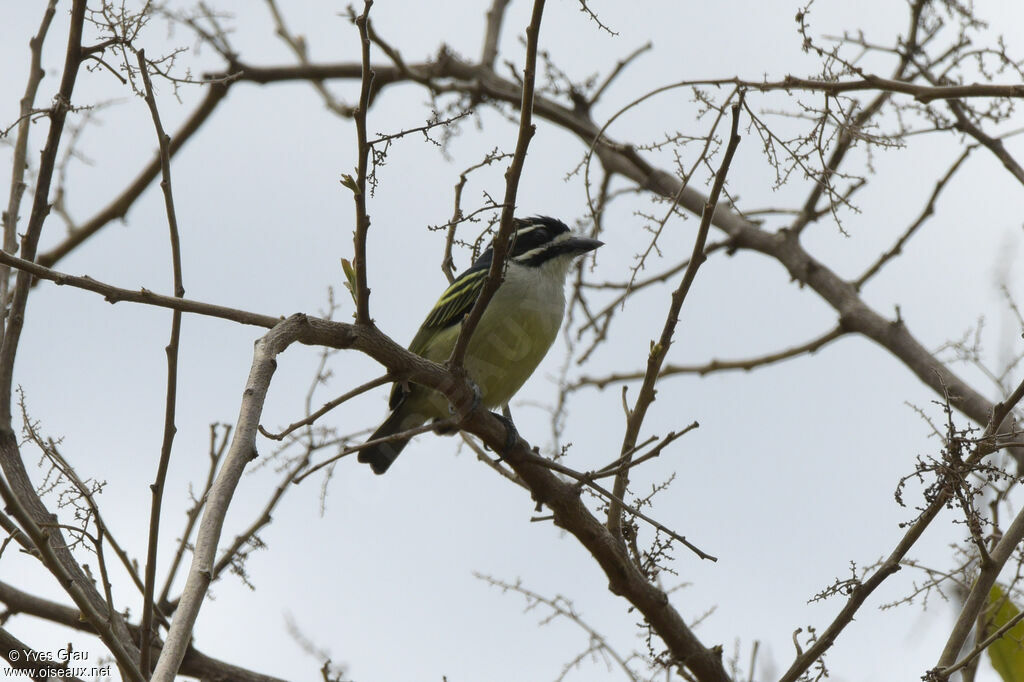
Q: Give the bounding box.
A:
[780,374,1024,682]
[264,0,352,116]
[459,433,527,488]
[210,442,321,584]
[0,2,145,675]
[351,1,374,324]
[293,418,455,484]
[448,0,547,375]
[475,574,640,682]
[260,374,392,440]
[939,607,1024,678]
[590,424,698,479]
[574,240,733,354]
[159,424,230,608]
[2,0,58,328]
[948,100,1024,186]
[1,248,281,327]
[607,96,744,539]
[855,147,974,288]
[37,84,229,271]
[150,317,311,681]
[574,326,847,389]
[439,151,512,283]
[524,452,716,561]
[589,42,652,106]
[136,46,187,676]
[481,0,512,68]
[19,408,158,621]
[0,475,144,681]
[933,377,1024,672]
[0,0,86,422]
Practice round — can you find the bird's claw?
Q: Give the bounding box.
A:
[449,378,483,421]
[491,410,519,455]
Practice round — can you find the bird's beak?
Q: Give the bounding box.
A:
[566,236,604,254]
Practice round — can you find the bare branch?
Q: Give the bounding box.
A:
[607,97,744,539]
[939,607,1024,678]
[0,627,85,681]
[576,1,618,36]
[475,574,641,682]
[590,424,699,479]
[0,248,281,328]
[36,84,229,271]
[0,2,145,676]
[948,99,1024,186]
[933,376,1024,672]
[135,46,187,676]
[0,0,86,421]
[481,0,512,68]
[349,1,374,324]
[151,317,311,680]
[437,150,511,282]
[855,147,974,288]
[589,42,651,107]
[781,375,1024,681]
[264,0,352,116]
[456,403,732,681]
[527,451,716,562]
[0,469,144,680]
[575,326,847,389]
[448,0,547,374]
[260,374,392,441]
[294,417,456,484]
[158,423,230,608]
[2,0,58,322]
[0,581,286,682]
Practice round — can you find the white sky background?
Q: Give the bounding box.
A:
[2,1,1024,681]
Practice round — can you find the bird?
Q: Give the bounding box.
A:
[358,216,603,474]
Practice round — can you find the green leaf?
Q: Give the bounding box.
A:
[986,584,1024,682]
[340,258,358,304]
[339,173,361,195]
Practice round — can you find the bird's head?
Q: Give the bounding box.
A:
[503,216,603,269]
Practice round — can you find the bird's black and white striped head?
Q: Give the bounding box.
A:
[488,216,603,269]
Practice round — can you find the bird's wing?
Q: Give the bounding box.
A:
[387,265,488,410]
[407,265,488,355]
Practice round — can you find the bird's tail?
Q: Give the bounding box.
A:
[357,408,421,474]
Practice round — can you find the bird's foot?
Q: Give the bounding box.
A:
[491,410,519,455]
[449,377,483,422]
[432,417,457,435]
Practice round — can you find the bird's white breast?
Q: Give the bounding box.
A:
[462,259,570,407]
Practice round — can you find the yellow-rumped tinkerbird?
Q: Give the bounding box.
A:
[359,216,602,473]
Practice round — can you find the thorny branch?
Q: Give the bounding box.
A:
[607,97,744,540]
[476,574,642,682]
[526,447,715,562]
[782,376,1024,682]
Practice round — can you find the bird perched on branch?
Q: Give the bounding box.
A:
[358,216,603,474]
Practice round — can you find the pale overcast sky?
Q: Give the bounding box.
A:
[2,1,1024,681]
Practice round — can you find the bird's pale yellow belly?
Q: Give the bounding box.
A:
[411,268,565,418]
